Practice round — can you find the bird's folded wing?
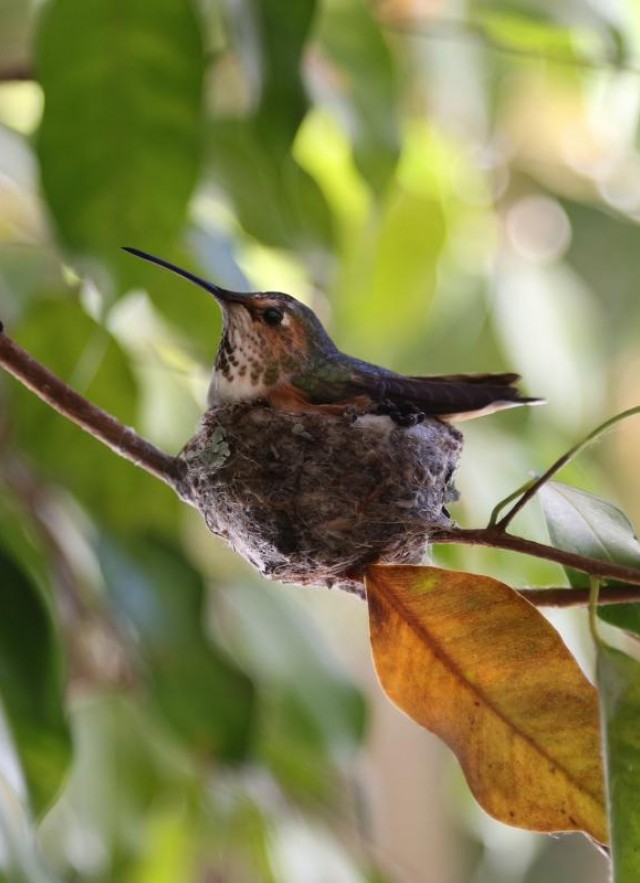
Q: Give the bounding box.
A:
[350,372,543,420]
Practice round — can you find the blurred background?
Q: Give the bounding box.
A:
[0,0,637,880]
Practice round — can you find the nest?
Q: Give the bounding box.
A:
[177,404,463,596]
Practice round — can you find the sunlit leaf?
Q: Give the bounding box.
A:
[479,10,598,59]
[597,645,640,882]
[541,481,640,574]
[99,537,255,763]
[470,0,629,65]
[37,0,203,280]
[366,564,607,842]
[540,481,640,635]
[335,184,446,364]
[121,802,197,883]
[0,544,71,816]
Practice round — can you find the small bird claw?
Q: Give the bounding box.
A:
[374,399,426,427]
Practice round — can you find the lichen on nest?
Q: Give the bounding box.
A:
[177,404,463,596]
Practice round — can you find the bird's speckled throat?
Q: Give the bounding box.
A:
[208,308,281,405]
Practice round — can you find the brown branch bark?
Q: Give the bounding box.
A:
[0,325,186,493]
[0,62,33,82]
[516,586,640,608]
[429,526,640,588]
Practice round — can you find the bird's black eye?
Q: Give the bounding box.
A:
[263,307,284,326]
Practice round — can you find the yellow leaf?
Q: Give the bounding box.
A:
[365,565,607,843]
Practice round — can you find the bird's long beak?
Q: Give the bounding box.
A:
[122,247,250,305]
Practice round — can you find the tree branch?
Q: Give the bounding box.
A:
[430,526,640,588]
[516,585,640,608]
[0,325,186,494]
[491,405,640,531]
[0,62,33,83]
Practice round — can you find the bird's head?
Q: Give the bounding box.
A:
[123,248,337,402]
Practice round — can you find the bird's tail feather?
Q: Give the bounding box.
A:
[363,373,544,421]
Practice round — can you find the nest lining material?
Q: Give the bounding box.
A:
[178,404,463,595]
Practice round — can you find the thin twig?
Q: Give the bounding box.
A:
[0,325,186,493]
[429,526,640,588]
[492,405,640,531]
[517,585,640,608]
[588,577,603,646]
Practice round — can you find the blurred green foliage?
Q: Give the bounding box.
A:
[37,0,204,283]
[0,0,639,880]
[0,546,70,817]
[598,647,640,882]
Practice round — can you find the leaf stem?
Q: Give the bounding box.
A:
[488,478,535,528]
[492,406,640,531]
[0,325,186,494]
[588,577,603,647]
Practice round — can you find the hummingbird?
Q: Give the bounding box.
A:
[123,247,542,425]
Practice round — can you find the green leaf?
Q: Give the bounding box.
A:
[540,481,640,635]
[0,488,52,597]
[541,481,640,576]
[209,120,335,252]
[479,10,596,58]
[9,299,180,534]
[208,0,335,253]
[597,645,640,881]
[36,0,204,279]
[0,544,71,816]
[470,0,629,66]
[99,537,256,763]
[565,200,640,344]
[335,185,446,365]
[251,0,316,156]
[315,0,400,192]
[600,604,640,637]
